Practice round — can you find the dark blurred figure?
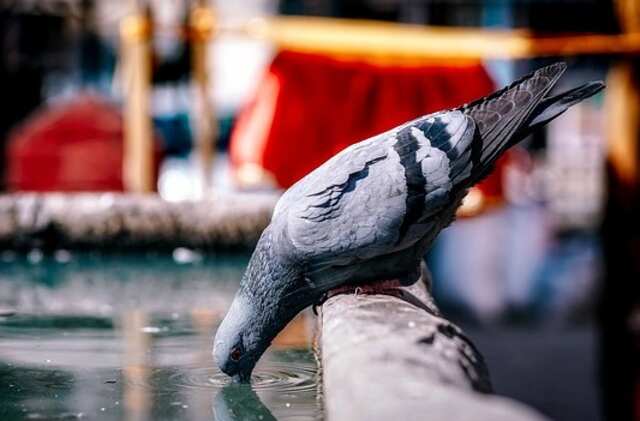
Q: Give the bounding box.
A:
[600,59,640,421]
[149,3,195,157]
[599,3,640,421]
[601,161,640,421]
[77,0,115,89]
[0,5,69,189]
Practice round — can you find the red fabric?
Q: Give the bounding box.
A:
[230,50,504,197]
[7,95,162,192]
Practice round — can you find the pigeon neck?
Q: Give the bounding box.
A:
[241,228,301,302]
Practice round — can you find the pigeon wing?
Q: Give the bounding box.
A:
[278,111,476,274]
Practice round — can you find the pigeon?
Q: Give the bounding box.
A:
[214,62,604,382]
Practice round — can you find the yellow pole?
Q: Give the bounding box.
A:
[121,1,154,193]
[607,0,640,186]
[617,0,640,32]
[231,16,640,62]
[190,1,217,196]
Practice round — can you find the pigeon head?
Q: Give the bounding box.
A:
[214,293,259,382]
[214,228,312,382]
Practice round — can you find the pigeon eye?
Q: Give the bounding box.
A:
[230,347,242,362]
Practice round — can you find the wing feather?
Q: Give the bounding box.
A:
[275,111,476,275]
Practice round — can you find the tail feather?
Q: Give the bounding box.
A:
[460,62,567,177]
[519,81,605,138]
[455,63,604,187]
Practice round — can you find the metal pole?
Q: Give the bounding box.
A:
[190,0,217,196]
[121,0,154,193]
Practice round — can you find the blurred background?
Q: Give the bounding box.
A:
[0,0,638,420]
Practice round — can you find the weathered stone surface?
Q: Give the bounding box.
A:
[320,268,548,421]
[0,193,278,251]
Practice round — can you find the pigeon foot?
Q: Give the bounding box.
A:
[312,279,404,315]
[313,278,439,316]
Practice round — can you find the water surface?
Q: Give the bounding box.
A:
[0,251,321,420]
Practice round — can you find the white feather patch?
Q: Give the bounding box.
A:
[412,126,433,162]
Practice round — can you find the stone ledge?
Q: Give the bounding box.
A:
[319,266,548,421]
[0,192,278,251]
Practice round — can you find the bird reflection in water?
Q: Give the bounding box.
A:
[213,383,277,421]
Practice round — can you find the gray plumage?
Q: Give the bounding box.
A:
[214,62,604,382]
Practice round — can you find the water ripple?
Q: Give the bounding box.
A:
[142,360,317,396]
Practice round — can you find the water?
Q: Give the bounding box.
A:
[0,251,321,420]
